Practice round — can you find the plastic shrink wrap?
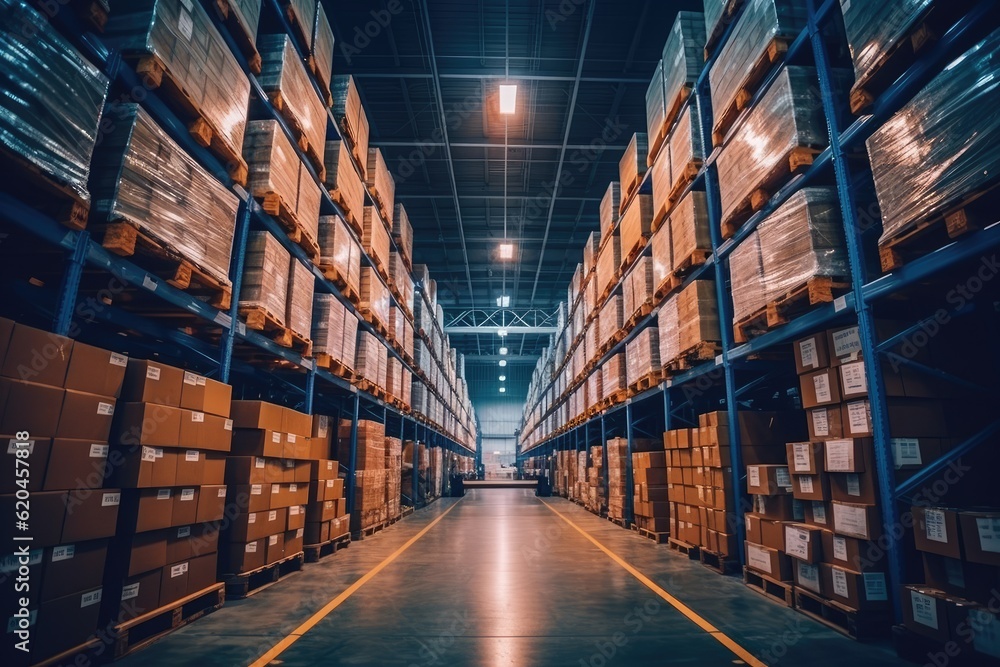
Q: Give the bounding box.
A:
[658,280,720,364]
[729,230,765,321]
[620,194,654,265]
[355,330,381,385]
[867,28,1000,244]
[244,119,322,242]
[668,98,705,195]
[840,0,932,87]
[600,182,621,239]
[596,233,622,298]
[619,133,649,202]
[366,147,395,224]
[258,34,327,166]
[313,294,350,365]
[331,75,370,174]
[703,0,728,50]
[393,203,414,264]
[626,326,661,386]
[625,257,655,321]
[717,66,832,228]
[650,134,672,225]
[651,223,672,290]
[280,0,317,44]
[311,1,335,92]
[223,0,262,49]
[646,60,667,151]
[287,258,314,338]
[360,266,390,329]
[662,12,706,125]
[363,206,392,274]
[709,0,807,136]
[390,252,414,314]
[103,0,250,160]
[318,214,361,297]
[91,104,239,285]
[588,369,603,407]
[324,139,366,227]
[0,0,109,203]
[241,231,290,324]
[607,438,628,519]
[669,191,711,272]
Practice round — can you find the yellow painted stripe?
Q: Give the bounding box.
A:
[539,499,767,667]
[249,500,462,667]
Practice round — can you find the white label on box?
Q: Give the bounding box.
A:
[846,402,868,434]
[225,419,233,431]
[891,439,922,468]
[832,326,862,359]
[747,544,772,574]
[121,583,140,601]
[812,503,827,525]
[269,535,278,546]
[863,572,887,601]
[841,362,867,394]
[799,339,818,369]
[748,466,760,489]
[171,563,188,578]
[268,510,277,522]
[80,590,102,608]
[785,526,810,560]
[285,460,294,468]
[911,591,939,629]
[792,443,811,472]
[832,568,849,598]
[191,411,204,423]
[146,366,161,381]
[102,492,120,507]
[288,434,297,444]
[154,448,164,459]
[250,484,262,495]
[846,474,862,497]
[255,457,265,469]
[826,439,855,471]
[246,542,257,553]
[218,487,227,497]
[272,432,282,444]
[811,409,829,437]
[180,489,195,501]
[834,503,868,538]
[813,374,832,404]
[178,9,193,40]
[183,371,199,386]
[272,485,280,494]
[833,536,848,562]
[799,476,815,494]
[290,506,299,516]
[51,545,75,562]
[925,509,948,543]
[944,558,966,588]
[157,489,172,500]
[90,444,108,458]
[326,479,334,488]
[177,526,191,538]
[296,528,304,538]
[110,352,128,367]
[97,402,115,416]
[248,513,257,524]
[143,274,158,292]
[290,484,297,492]
[7,438,34,454]
[970,610,1000,659]
[196,376,206,386]
[798,562,821,593]
[834,295,848,313]
[976,517,1000,553]
[186,450,200,462]
[776,467,792,489]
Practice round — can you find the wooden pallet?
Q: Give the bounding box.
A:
[239,305,313,355]
[699,549,739,575]
[360,309,389,338]
[877,179,998,272]
[254,190,320,261]
[619,236,649,274]
[319,264,360,305]
[673,248,712,277]
[213,0,262,74]
[664,341,722,373]
[721,146,820,239]
[668,537,700,559]
[668,160,703,205]
[734,276,850,343]
[352,520,388,541]
[891,623,1000,666]
[129,54,248,186]
[112,583,225,659]
[793,587,891,641]
[625,300,655,331]
[742,567,794,607]
[224,552,304,599]
[627,371,661,395]
[267,90,326,181]
[99,221,232,310]
[329,188,363,235]
[29,637,104,667]
[655,273,684,301]
[402,505,415,518]
[304,532,351,563]
[712,38,790,147]
[631,523,670,544]
[607,515,627,528]
[315,353,355,380]
[0,148,90,231]
[307,55,334,108]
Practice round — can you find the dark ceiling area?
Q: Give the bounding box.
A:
[324,0,698,400]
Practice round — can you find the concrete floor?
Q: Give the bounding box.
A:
[119,489,914,666]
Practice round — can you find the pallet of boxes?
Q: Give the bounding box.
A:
[586,446,606,516]
[221,400,317,599]
[338,420,387,538]
[631,442,669,543]
[303,415,350,562]
[386,437,402,523]
[607,438,628,525]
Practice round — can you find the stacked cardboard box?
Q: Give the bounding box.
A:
[241,231,290,325]
[620,195,653,270]
[624,256,655,324]
[337,420,387,531]
[393,203,414,268]
[324,140,366,229]
[310,1,335,99]
[657,280,720,366]
[362,207,392,278]
[602,353,627,402]
[430,447,443,499]
[385,437,402,521]
[575,451,588,501]
[587,446,606,514]
[359,269,390,338]
[607,438,629,520]
[312,294,359,373]
[303,415,349,544]
[366,148,395,225]
[105,360,233,629]
[600,182,621,240]
[632,449,669,533]
[0,323,124,664]
[331,75,371,175]
[619,134,649,209]
[625,326,661,387]
[287,259,314,343]
[222,400,313,576]
[318,214,362,298]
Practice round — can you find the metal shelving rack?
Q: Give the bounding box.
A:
[519,0,1000,622]
[0,0,477,515]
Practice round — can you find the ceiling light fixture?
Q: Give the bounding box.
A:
[499,360,507,367]
[496,295,511,308]
[499,84,517,115]
[499,346,508,355]
[499,386,507,393]
[498,243,514,260]
[499,375,506,381]
[497,328,508,338]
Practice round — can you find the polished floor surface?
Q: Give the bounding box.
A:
[119,489,912,666]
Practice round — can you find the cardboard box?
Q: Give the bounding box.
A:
[912,506,962,559]
[745,513,763,544]
[112,403,182,448]
[830,470,878,505]
[160,560,189,605]
[958,510,1000,566]
[56,389,116,441]
[226,456,277,485]
[175,449,206,486]
[793,333,830,374]
[310,459,339,480]
[821,531,883,572]
[111,445,178,488]
[287,504,306,530]
[111,529,168,577]
[922,552,1000,604]
[224,539,265,574]
[121,359,184,406]
[204,453,226,484]
[196,413,234,452]
[43,439,108,491]
[0,378,63,437]
[2,435,51,493]
[282,407,312,438]
[39,538,109,602]
[794,560,823,594]
[760,518,786,552]
[64,342,127,397]
[32,587,103,660]
[786,441,823,475]
[752,494,800,521]
[806,406,844,442]
[304,521,329,544]
[231,400,284,431]
[792,473,830,502]
[823,438,867,473]
[119,488,176,533]
[827,325,863,365]
[838,360,868,400]
[1,323,72,387]
[821,563,889,610]
[187,553,217,594]
[832,501,881,541]
[197,484,228,523]
[230,483,270,512]
[745,541,792,580]
[902,586,953,642]
[172,487,199,525]
[746,464,791,495]
[265,532,285,564]
[800,368,841,409]
[118,569,161,622]
[284,528,305,557]
[784,523,823,563]
[804,501,831,529]
[231,428,285,457]
[180,371,232,417]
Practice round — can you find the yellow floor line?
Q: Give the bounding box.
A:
[539,499,767,667]
[249,500,462,667]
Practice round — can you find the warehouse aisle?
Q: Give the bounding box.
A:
[118,490,910,666]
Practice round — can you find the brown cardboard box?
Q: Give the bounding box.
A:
[1,324,72,387]
[783,523,823,563]
[287,504,306,530]
[821,563,889,610]
[112,529,168,577]
[180,371,232,418]
[958,510,1000,566]
[283,432,312,460]
[231,428,285,457]
[232,400,284,431]
[1,378,63,437]
[119,488,175,533]
[229,508,286,542]
[121,359,184,406]
[172,487,199,525]
[304,521,329,544]
[226,456,276,485]
[307,499,337,523]
[166,525,196,563]
[186,553,218,594]
[265,532,285,564]
[59,488,119,544]
[804,501,831,529]
[745,513,763,544]
[190,523,221,559]
[204,453,226,484]
[792,474,831,502]
[838,360,868,401]
[806,406,844,442]
[43,439,108,491]
[224,539,265,574]
[823,438,868,473]
[160,560,190,605]
[752,494,800,521]
[746,464,792,495]
[912,506,962,559]
[786,442,824,475]
[230,484,270,513]
[197,413,233,452]
[760,518,786,552]
[2,435,51,493]
[793,332,830,374]
[832,501,881,541]
[40,539,109,602]
[112,403,182,448]
[197,484,228,523]
[32,587,103,659]
[827,325,863,365]
[830,470,878,505]
[821,530,883,572]
[922,552,1000,604]
[745,541,792,580]
[64,342,127,398]
[282,407,312,437]
[0,317,14,368]
[901,586,954,641]
[175,449,206,486]
[794,560,823,594]
[118,569,160,621]
[57,389,116,441]
[310,459,339,480]
[799,368,841,409]
[111,445,178,488]
[284,528,305,557]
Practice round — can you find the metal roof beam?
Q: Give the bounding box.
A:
[352,71,648,83]
[377,140,629,151]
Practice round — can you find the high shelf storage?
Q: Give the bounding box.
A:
[519,0,1000,641]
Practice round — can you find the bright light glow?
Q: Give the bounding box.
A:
[499,387,507,393]
[499,346,508,355]
[499,360,507,367]
[499,84,517,114]
[496,295,511,308]
[498,328,508,338]
[498,243,514,259]
[499,375,506,382]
